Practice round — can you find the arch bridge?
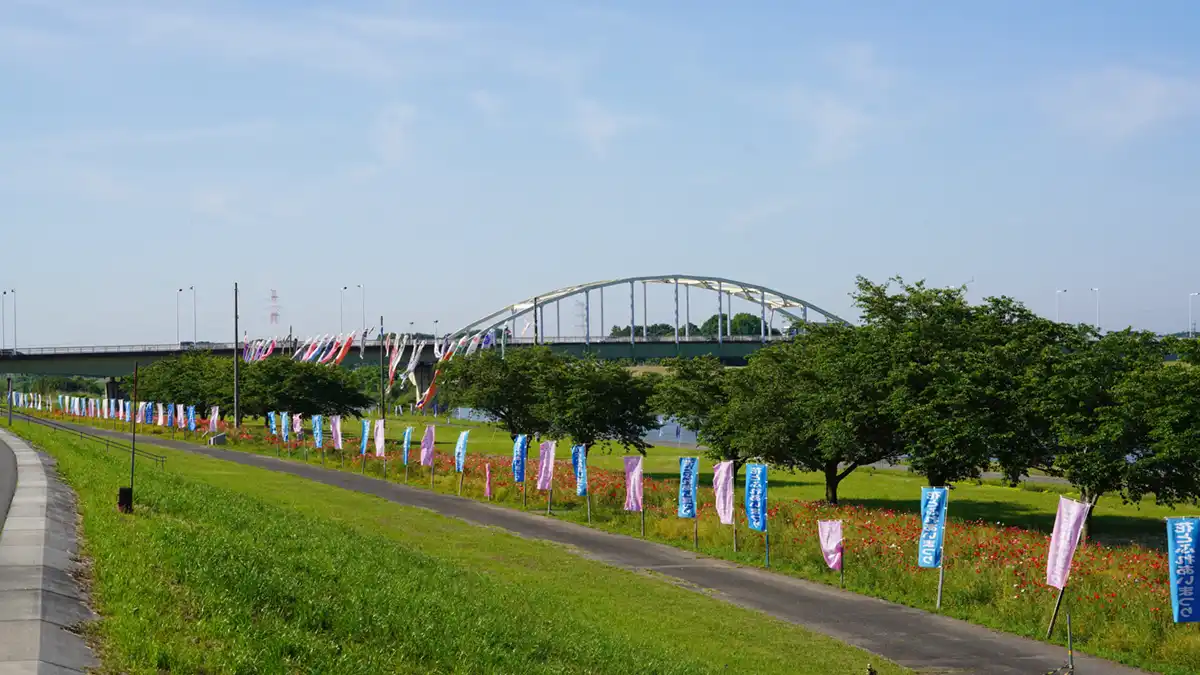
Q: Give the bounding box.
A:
[0,275,847,376]
[449,275,846,363]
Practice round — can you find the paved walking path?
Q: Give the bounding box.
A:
[0,428,97,674]
[25,417,1151,675]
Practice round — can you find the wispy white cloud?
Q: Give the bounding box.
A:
[788,92,874,163]
[727,198,796,232]
[824,42,895,91]
[783,41,897,163]
[468,89,504,120]
[1046,67,1200,142]
[5,0,471,80]
[372,103,418,164]
[7,121,277,154]
[571,99,648,158]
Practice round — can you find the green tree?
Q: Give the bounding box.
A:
[436,347,560,439]
[242,358,371,418]
[542,357,657,454]
[653,355,740,467]
[1043,330,1171,508]
[853,276,990,486]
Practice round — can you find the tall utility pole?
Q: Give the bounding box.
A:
[1,290,7,351]
[339,286,348,333]
[176,288,183,343]
[1190,293,1198,338]
[358,284,366,336]
[1090,287,1100,332]
[9,289,14,351]
[1055,289,1068,323]
[190,286,197,342]
[233,283,240,428]
[379,315,386,420]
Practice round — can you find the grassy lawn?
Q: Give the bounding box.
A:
[3,419,911,675]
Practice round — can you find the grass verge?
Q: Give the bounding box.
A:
[4,419,910,675]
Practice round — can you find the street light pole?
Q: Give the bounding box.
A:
[357,284,365,336]
[10,289,15,351]
[1090,288,1100,332]
[1055,289,1068,323]
[1190,293,1198,338]
[190,286,197,342]
[176,288,183,343]
[1,290,6,351]
[339,286,348,334]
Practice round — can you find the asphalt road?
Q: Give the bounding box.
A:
[24,417,1148,675]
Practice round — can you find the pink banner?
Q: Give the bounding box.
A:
[713,460,734,525]
[536,441,556,491]
[818,520,844,570]
[176,404,185,428]
[209,407,219,432]
[420,425,436,466]
[624,456,644,512]
[1046,496,1091,589]
[293,414,302,435]
[485,463,492,498]
[374,419,386,457]
[156,403,164,426]
[331,416,342,449]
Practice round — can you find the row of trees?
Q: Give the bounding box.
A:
[608,312,785,338]
[661,277,1200,522]
[442,276,1200,535]
[136,352,372,420]
[436,349,658,455]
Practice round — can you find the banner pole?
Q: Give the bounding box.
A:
[430,461,436,489]
[640,507,646,537]
[546,486,553,515]
[404,463,409,484]
[693,516,699,550]
[1067,612,1074,671]
[586,492,592,523]
[936,566,945,610]
[1046,586,1066,638]
[457,472,464,496]
[765,530,770,568]
[523,479,528,508]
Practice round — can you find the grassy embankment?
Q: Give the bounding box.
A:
[2,419,910,675]
[17,409,1199,674]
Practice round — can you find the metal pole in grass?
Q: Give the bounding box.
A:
[457,470,464,496]
[404,462,409,484]
[693,514,699,550]
[765,530,770,568]
[640,506,646,537]
[430,458,436,489]
[6,377,11,426]
[586,492,592,524]
[1066,612,1074,672]
[546,485,553,515]
[936,566,945,611]
[1046,587,1067,639]
[522,477,527,508]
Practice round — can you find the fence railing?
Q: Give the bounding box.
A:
[10,411,167,468]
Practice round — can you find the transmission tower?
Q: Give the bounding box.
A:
[269,289,280,326]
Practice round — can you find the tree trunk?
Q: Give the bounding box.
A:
[1078,491,1100,543]
[928,473,946,488]
[823,462,841,505]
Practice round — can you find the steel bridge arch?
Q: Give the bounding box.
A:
[449,275,848,339]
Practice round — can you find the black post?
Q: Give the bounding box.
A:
[119,363,140,514]
[5,377,10,426]
[232,283,240,428]
[379,315,386,420]
[533,297,539,345]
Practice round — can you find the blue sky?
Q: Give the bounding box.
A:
[3,0,1200,346]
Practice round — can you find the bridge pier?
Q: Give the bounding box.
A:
[105,377,125,400]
